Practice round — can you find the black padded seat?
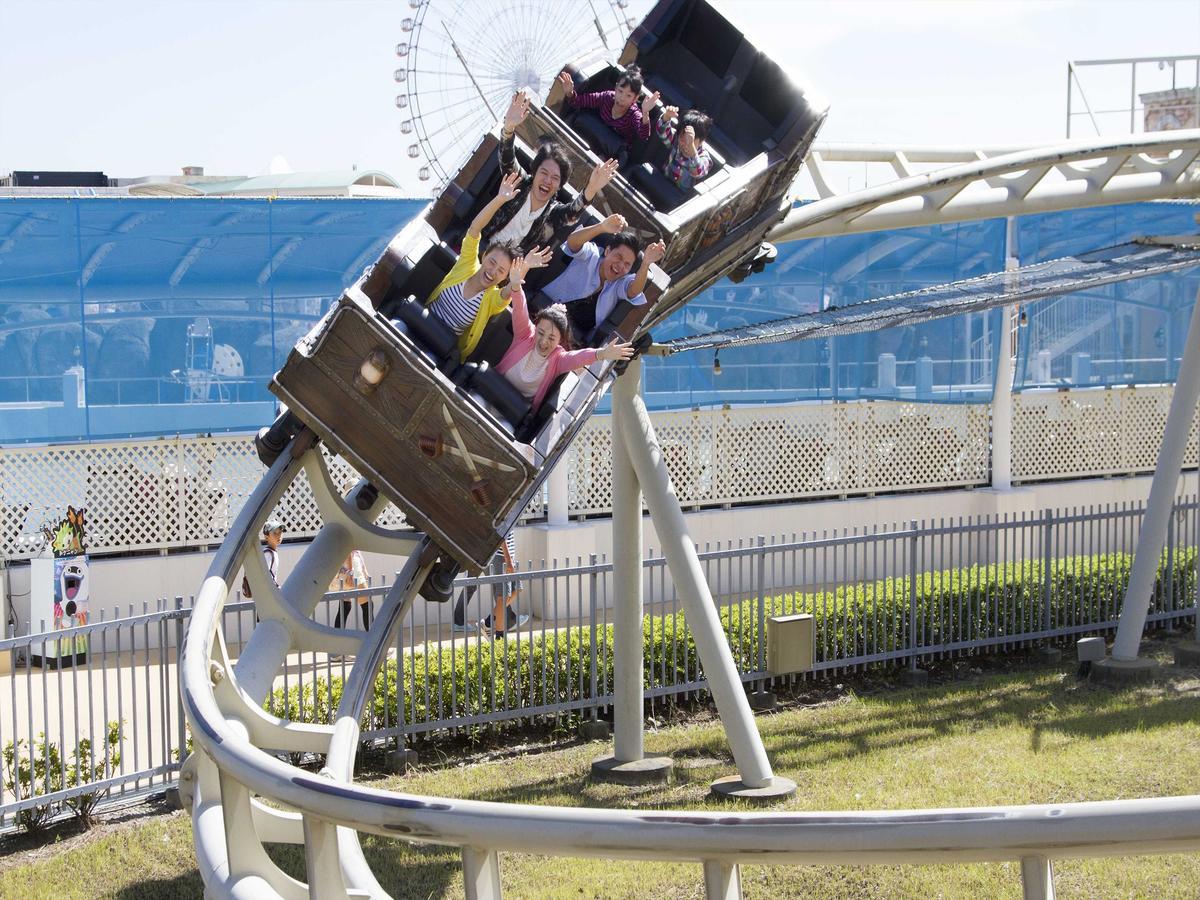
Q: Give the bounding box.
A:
[461,361,531,431]
[628,162,688,213]
[391,297,459,374]
[468,308,516,369]
[516,371,570,443]
[379,242,457,318]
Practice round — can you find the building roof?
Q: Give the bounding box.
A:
[126,169,403,197]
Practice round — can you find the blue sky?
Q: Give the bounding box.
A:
[1,0,1197,192]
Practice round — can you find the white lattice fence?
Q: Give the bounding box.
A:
[0,436,414,560]
[1011,386,1200,482]
[7,388,1193,558]
[565,400,991,516]
[0,432,547,560]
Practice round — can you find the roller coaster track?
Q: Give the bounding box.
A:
[182,131,1200,899]
[771,130,1200,242]
[181,431,1200,899]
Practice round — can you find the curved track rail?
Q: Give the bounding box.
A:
[182,429,1200,899]
[771,130,1200,242]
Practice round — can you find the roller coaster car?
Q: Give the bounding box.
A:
[540,0,827,331]
[267,0,823,573]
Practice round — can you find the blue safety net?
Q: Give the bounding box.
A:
[0,197,424,444]
[2,197,1198,444]
[1013,203,1200,390]
[639,215,1008,408]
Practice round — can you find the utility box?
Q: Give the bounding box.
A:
[767,613,815,675]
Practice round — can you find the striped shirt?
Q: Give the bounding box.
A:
[428,281,484,335]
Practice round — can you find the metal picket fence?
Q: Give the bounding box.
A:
[3,496,1199,831]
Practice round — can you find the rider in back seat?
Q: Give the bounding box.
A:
[557,65,658,167]
[420,172,550,362]
[655,106,714,190]
[483,92,618,257]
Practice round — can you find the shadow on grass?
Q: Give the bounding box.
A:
[392,667,1200,815]
[760,668,1200,768]
[113,872,204,899]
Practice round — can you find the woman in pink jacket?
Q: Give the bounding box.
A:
[496,254,634,411]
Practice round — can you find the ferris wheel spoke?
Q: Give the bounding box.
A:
[400,0,634,183]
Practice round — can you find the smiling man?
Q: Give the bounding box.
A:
[540,213,665,346]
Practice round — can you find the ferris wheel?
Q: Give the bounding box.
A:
[394,0,643,191]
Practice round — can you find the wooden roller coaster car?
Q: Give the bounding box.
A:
[268,0,826,572]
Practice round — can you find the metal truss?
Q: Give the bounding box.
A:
[773,130,1200,243]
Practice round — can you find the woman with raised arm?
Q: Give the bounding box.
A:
[496,253,634,412]
[424,172,544,361]
[482,91,619,256]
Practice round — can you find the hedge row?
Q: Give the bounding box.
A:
[270,548,1196,730]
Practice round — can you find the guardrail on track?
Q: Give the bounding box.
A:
[5,494,1199,836]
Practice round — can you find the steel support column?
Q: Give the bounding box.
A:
[1112,285,1200,660]
[615,360,782,792]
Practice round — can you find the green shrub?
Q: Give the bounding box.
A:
[269,548,1196,730]
[64,721,123,827]
[2,733,64,832]
[2,720,122,832]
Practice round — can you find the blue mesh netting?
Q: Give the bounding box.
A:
[1,197,1196,444]
[0,197,424,443]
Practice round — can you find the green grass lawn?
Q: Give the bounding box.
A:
[5,650,1200,898]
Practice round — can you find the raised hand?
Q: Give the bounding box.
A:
[598,338,635,362]
[557,70,576,97]
[524,244,553,270]
[506,255,530,286]
[504,91,529,132]
[508,255,530,286]
[640,90,661,117]
[601,213,627,234]
[662,105,679,123]
[586,158,619,196]
[644,239,666,265]
[497,171,521,201]
[678,125,697,158]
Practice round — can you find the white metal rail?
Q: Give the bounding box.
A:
[774,130,1200,242]
[181,429,1200,899]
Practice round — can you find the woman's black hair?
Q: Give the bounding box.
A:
[482,238,521,263]
[616,64,644,94]
[533,303,573,351]
[530,141,571,187]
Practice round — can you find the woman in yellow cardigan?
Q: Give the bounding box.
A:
[426,172,551,361]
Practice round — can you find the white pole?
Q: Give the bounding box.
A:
[1112,286,1200,660]
[615,360,774,788]
[611,365,645,762]
[547,460,569,526]
[992,217,1020,491]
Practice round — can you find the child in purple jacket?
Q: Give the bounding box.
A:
[558,65,659,162]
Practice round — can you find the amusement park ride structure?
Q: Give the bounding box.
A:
[182,2,1200,897]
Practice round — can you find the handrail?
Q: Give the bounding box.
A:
[181,440,1200,898]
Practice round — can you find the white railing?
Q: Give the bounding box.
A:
[178,442,1200,900]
